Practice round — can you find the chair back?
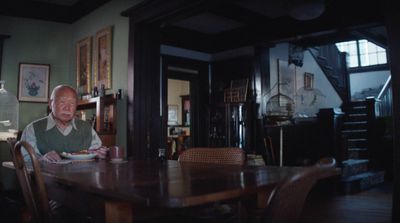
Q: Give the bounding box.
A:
[178,147,246,165]
[11,140,51,223]
[315,157,336,168]
[263,167,319,223]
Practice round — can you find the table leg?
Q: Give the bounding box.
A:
[105,201,133,223]
[243,190,270,223]
[279,126,283,167]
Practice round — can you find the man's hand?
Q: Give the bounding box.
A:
[88,146,109,159]
[41,151,62,162]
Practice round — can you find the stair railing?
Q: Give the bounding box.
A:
[375,75,392,117]
[308,45,350,103]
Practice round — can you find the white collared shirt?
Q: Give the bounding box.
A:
[21,114,102,159]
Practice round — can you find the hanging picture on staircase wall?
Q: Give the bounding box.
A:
[304,72,314,90]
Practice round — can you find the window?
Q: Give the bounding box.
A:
[336,40,387,68]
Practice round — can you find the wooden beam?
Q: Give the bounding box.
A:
[0,0,109,23]
[385,1,400,222]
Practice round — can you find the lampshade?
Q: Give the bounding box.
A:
[288,0,325,21]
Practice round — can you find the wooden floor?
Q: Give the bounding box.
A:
[300,182,393,223]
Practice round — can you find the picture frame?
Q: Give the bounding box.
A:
[168,104,179,126]
[18,63,50,102]
[304,72,314,90]
[76,36,92,95]
[93,26,113,90]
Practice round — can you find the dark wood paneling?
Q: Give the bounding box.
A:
[127,21,161,159]
[254,46,271,117]
[385,1,400,222]
[0,35,10,80]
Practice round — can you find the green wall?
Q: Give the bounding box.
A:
[0,16,72,129]
[0,0,142,189]
[71,0,143,151]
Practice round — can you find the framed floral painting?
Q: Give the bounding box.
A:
[93,26,113,89]
[76,36,92,95]
[18,63,50,102]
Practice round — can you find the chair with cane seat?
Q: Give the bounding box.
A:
[178,147,246,222]
[11,140,52,223]
[178,147,246,165]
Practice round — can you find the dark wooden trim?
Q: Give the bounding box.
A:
[0,0,109,23]
[253,46,270,117]
[0,35,10,80]
[121,0,211,23]
[385,1,400,222]
[162,55,210,147]
[161,27,213,53]
[348,64,390,73]
[127,21,161,159]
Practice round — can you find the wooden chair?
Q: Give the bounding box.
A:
[178,147,246,165]
[178,147,246,222]
[262,167,320,223]
[11,140,52,223]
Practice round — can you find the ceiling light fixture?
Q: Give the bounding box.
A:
[287,0,326,21]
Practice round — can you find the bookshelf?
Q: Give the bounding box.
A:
[76,95,116,146]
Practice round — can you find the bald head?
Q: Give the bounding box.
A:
[50,85,78,101]
[49,85,78,124]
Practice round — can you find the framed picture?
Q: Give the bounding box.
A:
[93,26,113,90]
[18,63,50,102]
[304,72,314,90]
[76,36,92,95]
[168,104,178,126]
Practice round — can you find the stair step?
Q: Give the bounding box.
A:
[342,159,369,177]
[348,138,367,148]
[343,121,367,130]
[345,107,367,115]
[348,101,367,107]
[348,148,368,159]
[345,114,368,122]
[341,171,385,194]
[342,129,367,139]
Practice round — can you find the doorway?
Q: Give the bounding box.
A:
[161,55,210,159]
[167,78,191,159]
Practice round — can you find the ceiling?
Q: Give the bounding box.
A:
[0,0,388,51]
[0,0,110,23]
[127,0,388,52]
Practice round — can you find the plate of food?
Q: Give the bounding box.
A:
[60,150,96,160]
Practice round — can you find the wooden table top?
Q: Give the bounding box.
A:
[30,159,338,208]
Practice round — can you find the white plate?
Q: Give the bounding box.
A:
[60,152,96,160]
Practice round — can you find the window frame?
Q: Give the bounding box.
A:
[336,39,388,72]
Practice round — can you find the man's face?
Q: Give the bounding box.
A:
[50,89,77,123]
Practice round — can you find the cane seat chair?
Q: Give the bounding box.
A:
[178,147,246,165]
[178,147,246,222]
[263,167,320,223]
[11,140,52,223]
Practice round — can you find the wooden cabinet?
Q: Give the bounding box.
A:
[76,95,116,146]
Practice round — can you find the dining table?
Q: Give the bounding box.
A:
[2,159,340,223]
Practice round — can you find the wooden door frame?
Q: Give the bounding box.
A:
[161,55,210,148]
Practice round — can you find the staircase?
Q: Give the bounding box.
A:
[340,101,385,194]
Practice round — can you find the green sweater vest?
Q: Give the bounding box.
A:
[33,117,92,154]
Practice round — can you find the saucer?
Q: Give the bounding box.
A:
[109,159,127,164]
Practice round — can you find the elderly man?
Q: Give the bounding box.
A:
[21,85,108,162]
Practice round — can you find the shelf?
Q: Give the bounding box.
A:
[76,94,117,146]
